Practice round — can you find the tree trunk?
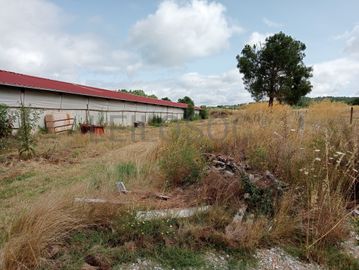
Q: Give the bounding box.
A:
[268,96,274,107]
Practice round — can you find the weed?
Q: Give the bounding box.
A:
[0,104,13,150]
[154,246,205,268]
[117,162,137,182]
[242,175,274,216]
[16,105,39,159]
[148,115,164,127]
[159,127,209,186]
[113,211,177,247]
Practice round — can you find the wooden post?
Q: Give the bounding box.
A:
[350,107,353,125]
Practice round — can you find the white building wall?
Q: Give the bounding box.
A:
[0,87,21,106]
[24,90,61,109]
[0,87,185,128]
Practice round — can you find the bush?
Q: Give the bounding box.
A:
[148,115,164,126]
[0,104,13,149]
[117,162,137,181]
[184,104,195,120]
[0,104,12,138]
[16,105,39,159]
[159,127,209,186]
[199,107,208,119]
[349,97,359,106]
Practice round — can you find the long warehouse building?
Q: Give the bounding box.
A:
[0,70,199,127]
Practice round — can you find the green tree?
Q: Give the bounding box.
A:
[178,96,194,106]
[162,97,171,101]
[178,96,195,120]
[118,89,158,99]
[350,97,359,106]
[237,32,313,106]
[199,106,208,119]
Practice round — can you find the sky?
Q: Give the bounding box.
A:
[1,0,359,105]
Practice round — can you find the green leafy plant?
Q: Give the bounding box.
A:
[148,115,164,126]
[16,104,39,159]
[117,162,137,182]
[199,106,208,119]
[0,104,13,149]
[159,127,209,186]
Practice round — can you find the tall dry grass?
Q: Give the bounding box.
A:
[212,101,358,253]
[1,101,357,269]
[1,185,126,270]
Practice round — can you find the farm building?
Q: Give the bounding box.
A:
[0,70,199,129]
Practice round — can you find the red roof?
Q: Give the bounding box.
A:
[0,70,193,109]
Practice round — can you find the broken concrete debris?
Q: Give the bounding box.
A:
[116,181,128,193]
[232,204,248,223]
[136,205,210,221]
[205,153,288,192]
[74,198,123,205]
[155,193,171,200]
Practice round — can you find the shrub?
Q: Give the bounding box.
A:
[349,97,359,106]
[159,127,209,186]
[148,115,164,126]
[199,107,208,119]
[16,105,39,159]
[184,104,195,120]
[0,104,13,149]
[0,104,12,138]
[117,162,137,181]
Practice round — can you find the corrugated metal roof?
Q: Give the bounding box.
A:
[0,70,192,109]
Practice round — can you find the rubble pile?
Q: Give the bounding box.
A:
[204,153,288,192]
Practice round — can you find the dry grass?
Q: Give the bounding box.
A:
[0,101,358,269]
[200,171,244,205]
[0,184,127,270]
[212,101,358,252]
[225,215,269,250]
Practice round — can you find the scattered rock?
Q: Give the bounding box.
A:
[155,193,170,200]
[74,197,124,205]
[232,204,248,223]
[252,247,323,270]
[85,254,111,270]
[342,230,359,260]
[116,181,128,193]
[81,263,99,270]
[205,153,287,194]
[136,205,211,221]
[47,245,61,259]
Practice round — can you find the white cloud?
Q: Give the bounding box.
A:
[246,32,272,46]
[262,17,283,28]
[311,58,359,97]
[129,0,242,66]
[0,0,139,80]
[109,69,251,106]
[311,24,359,97]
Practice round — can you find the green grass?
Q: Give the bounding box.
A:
[324,246,359,270]
[283,244,359,270]
[117,162,137,182]
[46,210,257,269]
[153,246,205,268]
[2,171,36,185]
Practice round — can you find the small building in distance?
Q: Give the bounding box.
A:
[0,70,198,128]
